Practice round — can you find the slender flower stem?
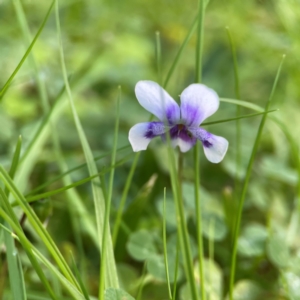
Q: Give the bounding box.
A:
[226,27,241,218]
[195,0,206,299]
[229,55,285,300]
[163,188,172,300]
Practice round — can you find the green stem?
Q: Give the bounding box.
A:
[194,143,205,300]
[99,87,121,299]
[163,188,172,300]
[195,0,205,83]
[194,0,206,299]
[228,55,285,300]
[226,27,242,215]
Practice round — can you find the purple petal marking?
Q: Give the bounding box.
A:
[144,122,167,138]
[167,124,196,152]
[129,122,167,152]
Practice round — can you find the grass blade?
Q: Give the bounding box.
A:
[228,55,285,300]
[163,188,172,300]
[202,109,278,126]
[99,87,121,299]
[55,0,118,288]
[0,0,54,99]
[194,0,206,299]
[2,136,26,300]
[0,167,81,291]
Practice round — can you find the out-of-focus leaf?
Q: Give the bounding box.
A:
[202,213,228,241]
[104,288,135,300]
[180,258,222,300]
[228,280,262,300]
[238,223,268,257]
[267,234,290,268]
[126,230,156,261]
[284,272,300,300]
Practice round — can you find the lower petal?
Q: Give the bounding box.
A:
[170,127,196,153]
[171,137,196,153]
[190,128,228,163]
[129,122,167,152]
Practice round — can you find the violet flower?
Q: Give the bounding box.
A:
[128,81,228,163]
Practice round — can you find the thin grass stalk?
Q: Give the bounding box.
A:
[168,147,198,300]
[226,27,242,219]
[163,188,172,300]
[0,0,54,99]
[26,145,129,197]
[12,0,50,112]
[112,152,140,246]
[172,237,180,300]
[164,15,198,89]
[194,0,206,299]
[136,261,148,300]
[228,55,285,300]
[208,219,215,300]
[99,87,121,299]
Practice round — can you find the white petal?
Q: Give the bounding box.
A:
[180,84,219,127]
[202,135,228,163]
[171,137,195,153]
[135,81,180,124]
[128,122,167,152]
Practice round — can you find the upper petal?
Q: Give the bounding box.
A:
[135,81,180,124]
[129,122,167,152]
[190,128,228,163]
[180,84,219,127]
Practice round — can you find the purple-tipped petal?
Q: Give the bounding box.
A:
[190,128,228,163]
[180,84,219,127]
[129,122,167,152]
[135,81,180,124]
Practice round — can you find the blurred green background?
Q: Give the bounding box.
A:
[0,0,300,299]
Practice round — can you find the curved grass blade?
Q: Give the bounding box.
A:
[55,0,118,288]
[194,0,206,299]
[163,188,172,300]
[99,87,121,300]
[226,27,242,202]
[2,136,25,300]
[0,201,58,300]
[202,109,278,126]
[0,167,81,291]
[228,55,285,300]
[0,213,84,300]
[20,154,132,205]
[0,0,54,99]
[164,15,198,88]
[25,145,130,197]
